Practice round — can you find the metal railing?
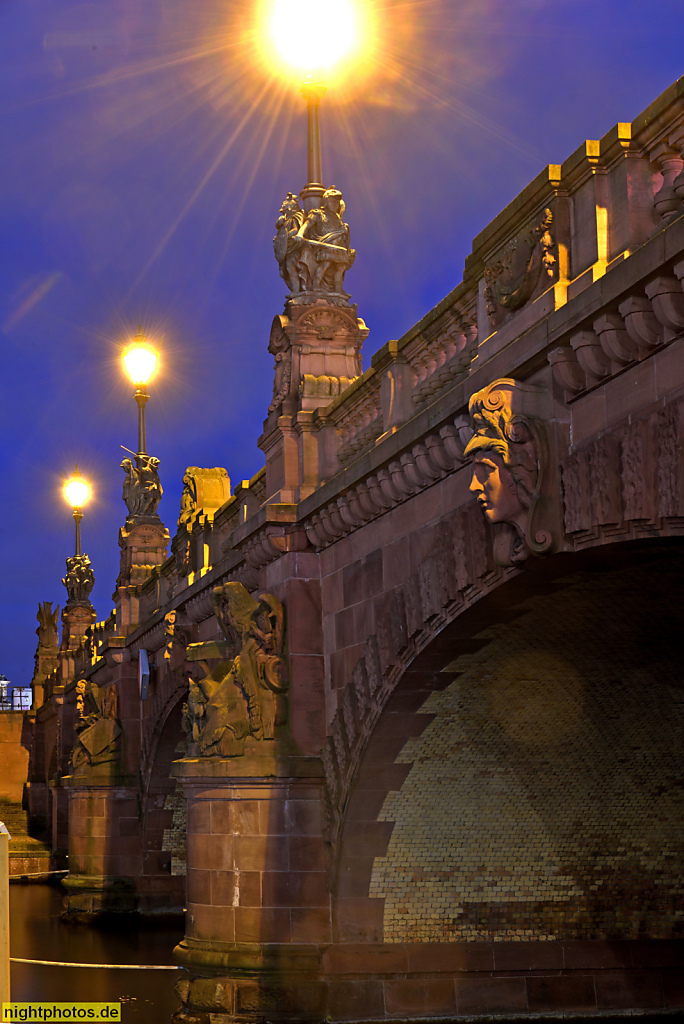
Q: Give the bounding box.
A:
[0,691,31,712]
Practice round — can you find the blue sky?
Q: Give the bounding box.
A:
[1,0,682,688]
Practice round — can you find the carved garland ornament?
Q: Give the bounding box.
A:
[465,378,551,566]
[484,208,556,322]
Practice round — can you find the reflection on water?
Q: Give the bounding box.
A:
[10,885,184,1022]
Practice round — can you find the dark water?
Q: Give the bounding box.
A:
[9,885,184,1022]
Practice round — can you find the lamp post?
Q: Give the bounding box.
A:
[268,0,358,209]
[63,467,91,557]
[122,326,159,456]
[300,77,327,212]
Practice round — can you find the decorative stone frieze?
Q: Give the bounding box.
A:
[243,523,308,570]
[301,416,475,553]
[180,582,287,758]
[561,397,684,543]
[71,681,122,772]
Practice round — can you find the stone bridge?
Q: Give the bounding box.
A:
[27,76,684,1022]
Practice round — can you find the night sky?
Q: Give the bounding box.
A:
[1,0,682,690]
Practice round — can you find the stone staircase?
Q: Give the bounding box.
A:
[0,799,52,878]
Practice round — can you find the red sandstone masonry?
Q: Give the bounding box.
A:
[317,940,684,1020]
[0,712,30,802]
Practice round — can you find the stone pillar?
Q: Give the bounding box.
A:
[259,303,368,503]
[50,779,69,859]
[62,772,141,917]
[61,652,141,918]
[114,516,169,634]
[172,755,328,1023]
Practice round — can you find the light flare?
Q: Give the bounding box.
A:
[122,329,159,387]
[63,469,90,510]
[256,0,376,86]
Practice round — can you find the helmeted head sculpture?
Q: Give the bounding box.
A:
[464,378,551,565]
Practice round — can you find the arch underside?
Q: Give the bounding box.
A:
[139,692,186,910]
[335,541,684,944]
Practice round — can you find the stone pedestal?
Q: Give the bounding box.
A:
[114,515,169,633]
[172,752,328,1023]
[61,601,96,653]
[62,771,141,918]
[259,301,368,503]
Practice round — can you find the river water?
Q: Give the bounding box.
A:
[9,885,184,1022]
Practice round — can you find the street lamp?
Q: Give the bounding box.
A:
[267,0,360,210]
[121,326,159,456]
[63,467,91,557]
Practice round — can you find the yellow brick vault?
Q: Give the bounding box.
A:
[369,563,684,942]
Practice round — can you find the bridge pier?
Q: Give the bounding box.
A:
[62,773,140,917]
[172,755,328,1022]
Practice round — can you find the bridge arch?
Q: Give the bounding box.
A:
[333,539,684,945]
[138,688,187,911]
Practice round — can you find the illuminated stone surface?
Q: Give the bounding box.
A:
[370,564,684,942]
[18,74,684,1020]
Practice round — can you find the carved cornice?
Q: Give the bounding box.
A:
[301,415,474,551]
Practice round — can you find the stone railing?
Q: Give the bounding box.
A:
[305,413,473,549]
[548,257,684,399]
[310,282,478,482]
[405,312,478,409]
[324,368,384,468]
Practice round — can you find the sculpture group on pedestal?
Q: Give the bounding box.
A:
[274,188,355,300]
[181,581,287,759]
[121,454,163,518]
[62,554,95,605]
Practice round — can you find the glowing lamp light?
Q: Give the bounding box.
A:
[268,0,358,75]
[122,328,159,387]
[63,468,90,510]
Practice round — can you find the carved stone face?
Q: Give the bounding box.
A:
[469,451,523,524]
